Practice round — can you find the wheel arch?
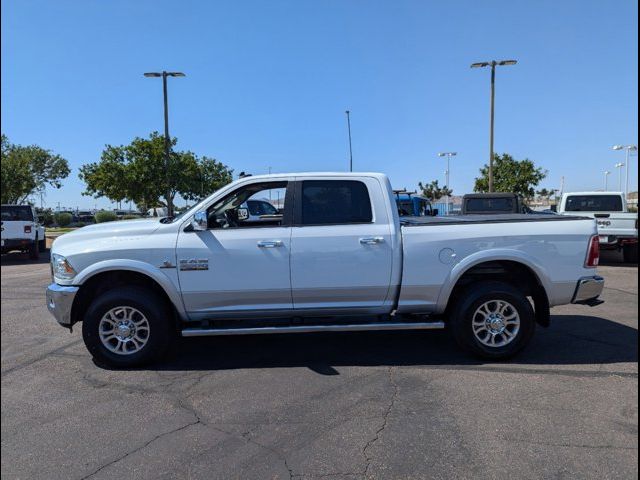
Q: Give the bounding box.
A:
[71,261,187,328]
[441,252,551,327]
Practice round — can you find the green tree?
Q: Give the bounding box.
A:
[79,132,233,214]
[474,153,547,198]
[1,134,71,204]
[536,188,555,203]
[54,212,73,227]
[418,180,453,201]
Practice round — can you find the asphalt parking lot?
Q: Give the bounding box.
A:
[1,249,637,480]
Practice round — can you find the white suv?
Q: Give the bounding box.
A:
[1,205,46,259]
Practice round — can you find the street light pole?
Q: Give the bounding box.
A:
[613,145,638,201]
[471,59,517,192]
[604,170,610,191]
[438,152,457,215]
[615,162,625,191]
[144,71,185,217]
[345,110,353,172]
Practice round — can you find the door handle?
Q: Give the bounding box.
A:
[257,240,284,248]
[359,237,384,245]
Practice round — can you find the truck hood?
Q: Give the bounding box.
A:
[51,218,162,253]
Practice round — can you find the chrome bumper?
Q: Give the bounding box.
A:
[571,276,605,305]
[46,283,79,326]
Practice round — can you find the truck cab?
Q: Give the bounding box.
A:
[394,190,438,217]
[462,193,533,215]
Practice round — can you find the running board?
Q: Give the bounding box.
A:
[181,321,446,337]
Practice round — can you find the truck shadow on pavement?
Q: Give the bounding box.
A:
[0,250,51,266]
[145,315,638,375]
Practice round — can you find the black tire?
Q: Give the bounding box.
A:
[449,281,536,360]
[29,237,40,260]
[82,287,172,368]
[38,238,47,252]
[623,244,638,264]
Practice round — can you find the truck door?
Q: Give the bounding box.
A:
[176,180,293,317]
[289,178,394,312]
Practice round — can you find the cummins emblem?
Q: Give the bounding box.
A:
[179,258,209,271]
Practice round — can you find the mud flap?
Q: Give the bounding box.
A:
[533,288,550,328]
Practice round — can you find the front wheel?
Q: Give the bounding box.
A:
[449,281,536,360]
[82,287,172,367]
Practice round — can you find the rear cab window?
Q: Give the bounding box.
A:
[1,205,34,221]
[565,195,623,212]
[300,180,373,225]
[465,198,514,213]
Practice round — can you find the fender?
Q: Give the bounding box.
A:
[73,259,188,320]
[435,248,553,313]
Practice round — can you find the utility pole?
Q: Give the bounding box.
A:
[471,59,517,192]
[604,170,610,191]
[345,110,353,172]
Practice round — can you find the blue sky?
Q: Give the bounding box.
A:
[2,0,638,209]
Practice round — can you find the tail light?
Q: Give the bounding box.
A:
[585,235,600,268]
[24,225,32,234]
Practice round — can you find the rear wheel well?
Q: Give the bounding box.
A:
[71,270,178,329]
[446,260,550,327]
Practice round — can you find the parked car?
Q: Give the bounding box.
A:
[46,172,604,367]
[393,190,438,217]
[557,191,638,263]
[461,193,536,214]
[1,204,46,259]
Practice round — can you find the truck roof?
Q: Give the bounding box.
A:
[233,172,390,181]
[562,191,624,196]
[463,193,519,199]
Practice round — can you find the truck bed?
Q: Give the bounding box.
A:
[400,213,591,226]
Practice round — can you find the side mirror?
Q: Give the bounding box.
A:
[191,211,208,231]
[237,207,249,221]
[431,208,439,216]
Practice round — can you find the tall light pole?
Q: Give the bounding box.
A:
[604,170,611,191]
[613,145,638,200]
[144,71,185,217]
[345,110,353,172]
[438,152,457,215]
[615,162,625,191]
[471,59,517,192]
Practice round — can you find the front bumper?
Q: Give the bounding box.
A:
[46,283,79,326]
[571,276,605,306]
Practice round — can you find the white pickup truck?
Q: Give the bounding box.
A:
[46,173,605,367]
[1,204,46,259]
[558,192,638,263]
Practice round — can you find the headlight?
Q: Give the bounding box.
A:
[52,254,77,280]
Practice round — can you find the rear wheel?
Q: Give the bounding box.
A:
[38,237,47,252]
[623,244,638,264]
[82,287,172,367]
[449,281,536,359]
[29,237,40,260]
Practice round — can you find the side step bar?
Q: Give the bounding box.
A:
[182,321,446,337]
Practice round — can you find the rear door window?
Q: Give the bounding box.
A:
[300,180,373,225]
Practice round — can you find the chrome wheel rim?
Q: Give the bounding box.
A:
[472,300,520,348]
[99,306,150,355]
